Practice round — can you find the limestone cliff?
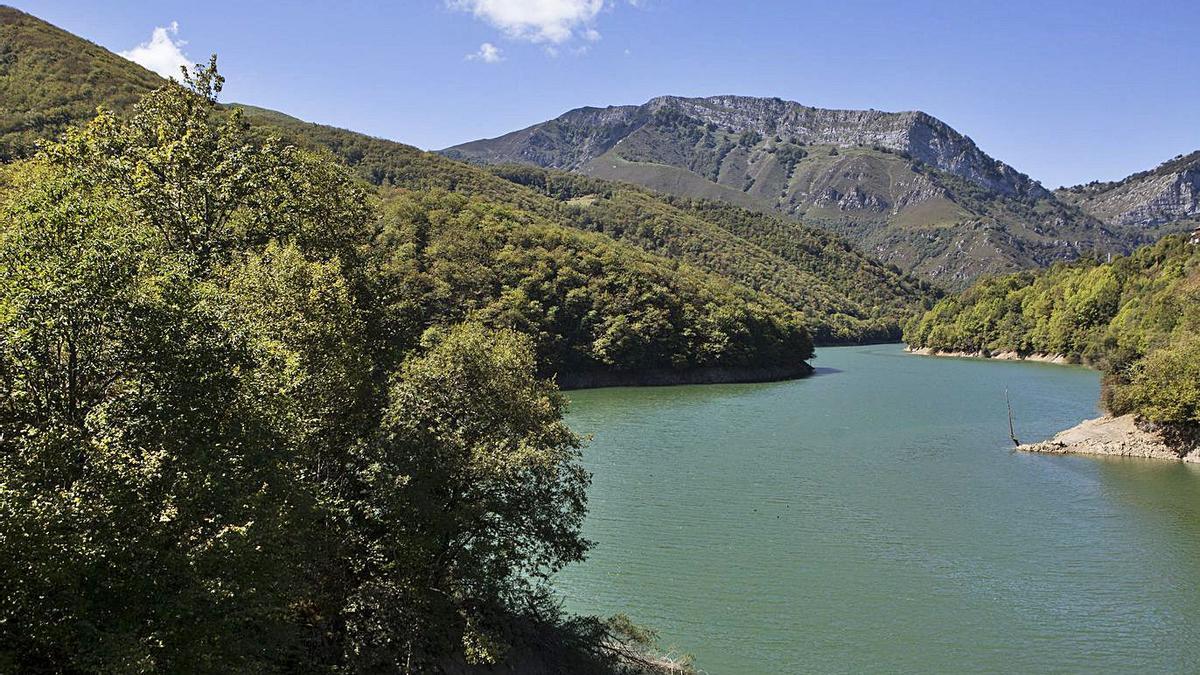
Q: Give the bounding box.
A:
[1058,151,1200,234]
[444,95,1127,288]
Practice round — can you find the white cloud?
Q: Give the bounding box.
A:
[448,0,605,44]
[467,42,504,63]
[119,22,191,79]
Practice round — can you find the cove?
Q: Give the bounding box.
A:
[557,344,1200,673]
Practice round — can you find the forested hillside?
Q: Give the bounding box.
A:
[905,235,1200,431]
[0,6,934,346]
[236,110,935,343]
[373,187,814,378]
[486,165,937,343]
[0,5,162,160]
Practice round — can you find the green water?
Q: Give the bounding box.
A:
[557,344,1200,673]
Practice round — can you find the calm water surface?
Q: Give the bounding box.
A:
[557,344,1200,673]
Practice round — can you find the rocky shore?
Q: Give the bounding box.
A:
[905,346,1075,365]
[1019,414,1200,463]
[554,362,813,390]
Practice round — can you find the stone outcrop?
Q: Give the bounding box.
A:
[446,95,1047,198]
[1019,414,1200,463]
[642,96,1047,198]
[1058,150,1200,231]
[905,346,1074,364]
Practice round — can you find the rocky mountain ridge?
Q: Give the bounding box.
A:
[444,95,1128,288]
[1057,150,1200,233]
[447,95,1048,199]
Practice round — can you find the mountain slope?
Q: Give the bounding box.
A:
[487,165,937,343]
[444,95,1133,288]
[0,6,935,346]
[0,4,162,160]
[1057,151,1200,236]
[243,106,935,341]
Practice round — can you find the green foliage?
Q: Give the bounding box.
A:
[772,143,808,176]
[0,7,163,160]
[0,62,365,671]
[0,68,600,672]
[906,235,1200,427]
[374,189,814,374]
[737,129,763,148]
[1113,336,1200,425]
[491,165,938,344]
[345,322,589,669]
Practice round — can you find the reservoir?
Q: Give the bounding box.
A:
[558,344,1200,673]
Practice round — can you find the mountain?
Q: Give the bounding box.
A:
[1057,151,1200,236]
[0,5,161,160]
[0,5,936,346]
[240,106,935,343]
[482,164,937,343]
[444,95,1134,288]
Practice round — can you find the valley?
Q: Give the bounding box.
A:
[2,3,1199,673]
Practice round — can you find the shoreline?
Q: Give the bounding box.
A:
[1019,414,1200,463]
[905,346,1200,463]
[905,346,1079,365]
[554,362,814,390]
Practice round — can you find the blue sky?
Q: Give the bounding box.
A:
[19,0,1200,188]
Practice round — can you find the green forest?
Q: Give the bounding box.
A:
[905,235,1200,431]
[488,165,937,344]
[0,62,698,672]
[0,5,936,348]
[234,114,935,346]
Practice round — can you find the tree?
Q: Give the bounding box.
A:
[0,58,603,673]
[1113,336,1200,425]
[0,58,370,671]
[344,323,589,668]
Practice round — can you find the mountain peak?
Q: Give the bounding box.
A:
[445,94,1047,200]
[442,93,1125,286]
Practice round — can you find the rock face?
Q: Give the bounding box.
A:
[444,95,1130,289]
[906,347,1074,364]
[1020,414,1200,463]
[447,95,1046,198]
[446,104,644,171]
[1057,151,1200,234]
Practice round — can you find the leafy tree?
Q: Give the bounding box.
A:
[346,323,588,668]
[0,58,696,673]
[0,59,346,671]
[1112,336,1200,425]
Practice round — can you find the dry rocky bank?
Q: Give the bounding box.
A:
[1019,415,1200,463]
[904,346,1074,364]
